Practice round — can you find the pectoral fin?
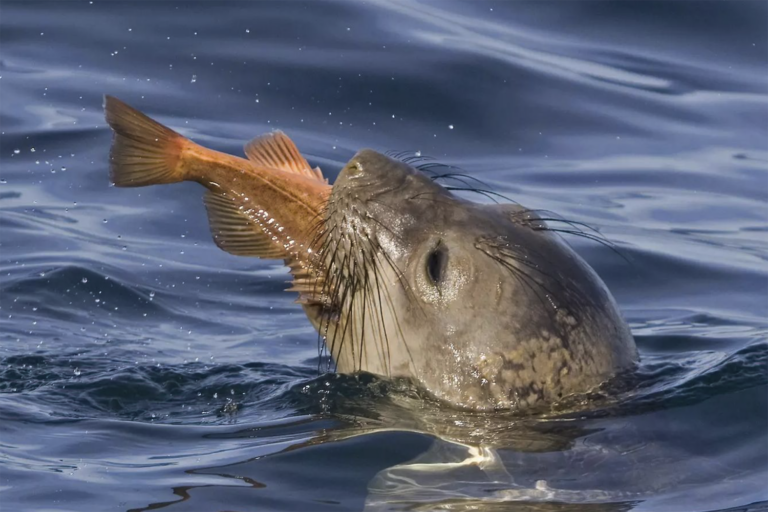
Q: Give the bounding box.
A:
[203,192,286,259]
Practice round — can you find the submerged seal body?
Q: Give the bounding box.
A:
[104,97,637,411]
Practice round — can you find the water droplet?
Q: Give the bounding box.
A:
[148,291,155,300]
[81,277,88,284]
[190,74,197,83]
[213,392,218,399]
[448,124,454,130]
[74,368,81,376]
[102,219,108,224]
[13,149,20,155]
[415,150,421,157]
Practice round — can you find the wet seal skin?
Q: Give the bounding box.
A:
[104,96,637,412]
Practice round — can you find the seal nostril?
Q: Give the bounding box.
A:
[426,243,448,285]
[346,161,363,177]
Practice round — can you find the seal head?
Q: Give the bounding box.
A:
[312,150,637,411]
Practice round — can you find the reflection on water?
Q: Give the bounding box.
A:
[1,0,766,511]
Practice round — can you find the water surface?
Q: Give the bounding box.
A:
[1,1,767,511]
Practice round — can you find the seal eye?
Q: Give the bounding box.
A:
[426,244,448,285]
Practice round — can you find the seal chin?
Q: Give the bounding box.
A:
[310,150,637,411]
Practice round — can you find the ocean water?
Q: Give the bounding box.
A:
[1,1,767,511]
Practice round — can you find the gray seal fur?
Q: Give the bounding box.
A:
[305,150,637,411]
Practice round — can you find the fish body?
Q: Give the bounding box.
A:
[105,96,330,292]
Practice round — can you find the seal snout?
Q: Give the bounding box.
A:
[335,149,416,198]
[344,149,398,178]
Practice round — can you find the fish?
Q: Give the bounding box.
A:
[104,95,330,305]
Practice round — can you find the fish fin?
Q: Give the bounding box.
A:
[104,95,187,187]
[286,260,324,303]
[311,166,325,182]
[203,192,286,259]
[244,131,327,183]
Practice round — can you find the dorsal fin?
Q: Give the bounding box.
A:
[203,192,286,259]
[244,131,326,183]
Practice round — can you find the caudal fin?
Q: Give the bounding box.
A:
[103,95,187,187]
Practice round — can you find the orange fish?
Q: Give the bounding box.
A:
[104,96,331,304]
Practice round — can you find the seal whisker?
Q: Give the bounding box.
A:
[363,210,410,245]
[482,250,560,320]
[376,241,424,316]
[414,161,472,177]
[368,248,393,375]
[324,252,352,371]
[360,244,390,374]
[365,198,409,218]
[443,186,515,204]
[507,208,632,265]
[428,170,497,193]
[386,150,436,166]
[512,209,604,236]
[356,250,371,371]
[372,243,419,373]
[542,228,632,265]
[336,257,360,370]
[371,249,416,373]
[406,191,460,206]
[340,236,417,374]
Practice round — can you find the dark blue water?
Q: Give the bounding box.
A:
[1,1,767,511]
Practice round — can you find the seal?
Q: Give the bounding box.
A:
[104,96,637,411]
[317,151,637,410]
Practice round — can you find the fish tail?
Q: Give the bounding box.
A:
[104,95,188,187]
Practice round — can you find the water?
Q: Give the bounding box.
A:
[1,1,766,510]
